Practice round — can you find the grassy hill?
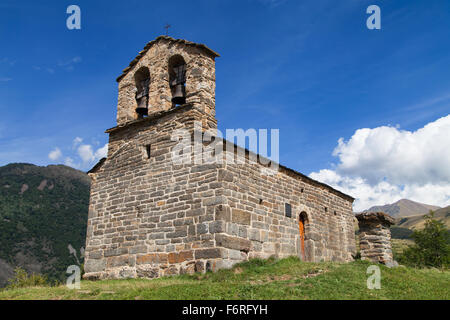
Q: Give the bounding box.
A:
[396,206,450,230]
[391,239,415,258]
[0,165,447,299]
[0,163,90,287]
[0,257,448,300]
[364,199,441,218]
[360,201,449,241]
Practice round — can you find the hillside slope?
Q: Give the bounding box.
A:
[0,163,90,287]
[396,206,450,230]
[0,257,448,300]
[364,199,440,218]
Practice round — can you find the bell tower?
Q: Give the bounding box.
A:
[115,36,220,127]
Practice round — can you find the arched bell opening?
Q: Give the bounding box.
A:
[168,55,187,107]
[134,67,150,118]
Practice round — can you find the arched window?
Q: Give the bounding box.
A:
[134,67,150,118]
[168,55,186,106]
[299,212,309,260]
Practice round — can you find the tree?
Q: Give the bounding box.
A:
[399,211,450,268]
[6,267,48,289]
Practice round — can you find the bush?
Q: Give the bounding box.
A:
[398,211,450,268]
[352,251,361,260]
[390,226,414,239]
[6,267,49,289]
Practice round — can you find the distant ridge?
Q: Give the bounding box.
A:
[363,199,441,218]
[0,163,90,287]
[396,205,450,230]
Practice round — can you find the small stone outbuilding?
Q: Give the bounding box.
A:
[356,211,395,265]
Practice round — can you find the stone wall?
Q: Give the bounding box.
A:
[356,212,395,265]
[84,107,224,280]
[84,105,356,280]
[215,149,356,265]
[116,37,217,126]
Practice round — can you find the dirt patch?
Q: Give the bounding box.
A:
[285,269,327,287]
[248,269,327,286]
[19,184,29,195]
[233,267,243,274]
[271,275,292,281]
[37,180,48,191]
[302,269,325,279]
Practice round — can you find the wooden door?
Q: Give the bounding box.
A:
[299,218,305,260]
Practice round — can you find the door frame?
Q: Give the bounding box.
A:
[298,211,308,261]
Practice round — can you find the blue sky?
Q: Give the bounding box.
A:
[1,0,449,210]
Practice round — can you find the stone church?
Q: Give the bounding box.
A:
[83,36,356,280]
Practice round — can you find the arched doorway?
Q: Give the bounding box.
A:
[299,212,308,261]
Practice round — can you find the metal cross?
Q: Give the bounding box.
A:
[164,24,171,36]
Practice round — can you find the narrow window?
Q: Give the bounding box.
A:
[168,55,186,106]
[285,203,292,218]
[145,144,151,159]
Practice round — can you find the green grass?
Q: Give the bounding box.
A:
[391,238,415,259]
[1,257,448,300]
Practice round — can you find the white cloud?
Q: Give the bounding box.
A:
[64,157,78,168]
[256,0,287,8]
[0,57,15,66]
[33,56,82,75]
[72,137,83,148]
[58,56,82,71]
[77,144,95,163]
[48,147,62,161]
[77,142,108,164]
[333,115,450,185]
[94,144,108,159]
[310,115,450,212]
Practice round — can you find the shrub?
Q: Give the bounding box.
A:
[390,226,414,239]
[6,267,49,289]
[352,251,361,260]
[399,211,450,268]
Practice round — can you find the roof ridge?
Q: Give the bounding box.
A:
[116,36,220,83]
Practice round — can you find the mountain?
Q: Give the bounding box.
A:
[0,163,90,287]
[363,199,441,218]
[396,205,450,230]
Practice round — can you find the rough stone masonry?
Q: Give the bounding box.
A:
[356,211,395,266]
[83,36,357,280]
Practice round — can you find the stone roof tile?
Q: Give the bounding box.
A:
[355,211,395,225]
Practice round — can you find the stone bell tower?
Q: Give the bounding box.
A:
[115,36,219,128]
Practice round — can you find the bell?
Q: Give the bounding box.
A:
[136,107,148,117]
[135,96,148,117]
[171,84,186,105]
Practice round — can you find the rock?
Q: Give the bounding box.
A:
[385,260,399,268]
